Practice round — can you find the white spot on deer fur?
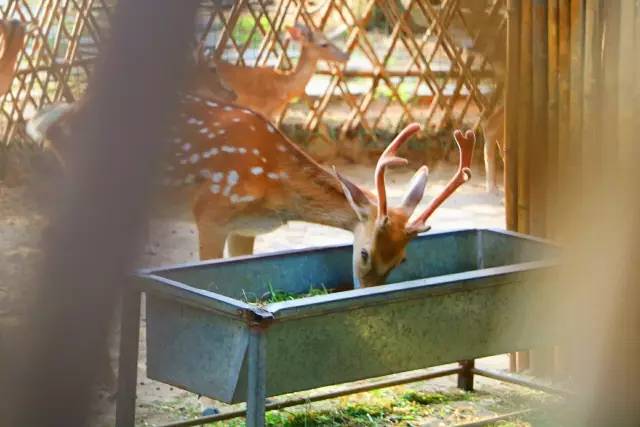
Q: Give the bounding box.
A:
[227,170,239,185]
[230,194,257,204]
[211,172,224,183]
[280,172,289,179]
[182,143,191,151]
[252,149,260,156]
[239,147,247,154]
[277,144,286,152]
[180,159,187,165]
[187,117,198,125]
[184,174,195,184]
[242,109,253,115]
[224,106,233,112]
[206,100,218,107]
[221,145,236,153]
[261,157,267,163]
[213,122,221,127]
[267,172,280,180]
[189,153,200,164]
[249,125,256,132]
[199,127,209,134]
[250,166,263,175]
[207,132,215,139]
[218,129,226,135]
[266,123,276,133]
[203,148,219,158]
[210,184,220,194]
[232,117,241,123]
[173,137,182,144]
[199,169,211,179]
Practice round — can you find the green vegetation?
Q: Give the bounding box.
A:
[242,283,330,306]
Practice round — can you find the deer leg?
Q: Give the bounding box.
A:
[226,233,256,257]
[194,220,226,260]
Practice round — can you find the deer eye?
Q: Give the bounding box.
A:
[320,42,329,48]
[360,249,369,263]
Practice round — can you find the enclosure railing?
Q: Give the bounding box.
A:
[0,0,506,151]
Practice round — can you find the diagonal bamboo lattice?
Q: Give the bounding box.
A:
[0,0,505,150]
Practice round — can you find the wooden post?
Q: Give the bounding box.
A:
[457,360,475,392]
[514,0,533,373]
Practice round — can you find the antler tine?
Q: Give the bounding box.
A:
[375,123,422,221]
[408,129,475,230]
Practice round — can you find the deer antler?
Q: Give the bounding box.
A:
[407,129,475,230]
[375,123,421,222]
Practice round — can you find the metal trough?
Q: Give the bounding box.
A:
[116,228,560,426]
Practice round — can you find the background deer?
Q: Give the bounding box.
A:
[0,19,27,96]
[212,24,349,120]
[30,93,474,287]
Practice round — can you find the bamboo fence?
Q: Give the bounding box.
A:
[0,0,506,150]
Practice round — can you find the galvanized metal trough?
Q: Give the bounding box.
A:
[115,228,560,426]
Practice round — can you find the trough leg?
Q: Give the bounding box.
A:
[246,328,267,427]
[115,289,141,427]
[457,360,475,392]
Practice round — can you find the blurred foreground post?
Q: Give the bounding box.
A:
[2,1,198,426]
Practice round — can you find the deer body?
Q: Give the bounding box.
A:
[31,95,474,288]
[212,25,348,119]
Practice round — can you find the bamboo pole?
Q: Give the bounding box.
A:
[505,0,521,233]
[568,0,584,195]
[514,0,533,373]
[546,0,559,239]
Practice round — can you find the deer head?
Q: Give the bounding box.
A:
[286,24,349,63]
[334,124,475,288]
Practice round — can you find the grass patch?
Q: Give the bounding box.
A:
[402,390,472,405]
[242,283,331,306]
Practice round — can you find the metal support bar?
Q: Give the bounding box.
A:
[246,328,267,427]
[472,367,571,396]
[160,367,462,427]
[115,289,142,427]
[457,359,475,391]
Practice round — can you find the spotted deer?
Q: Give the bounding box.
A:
[0,19,27,96]
[29,94,474,287]
[212,24,349,120]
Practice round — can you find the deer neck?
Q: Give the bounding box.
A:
[0,32,22,75]
[276,144,361,231]
[286,46,320,98]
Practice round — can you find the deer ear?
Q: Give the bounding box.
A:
[286,26,304,41]
[333,167,374,221]
[400,165,428,217]
[287,24,310,41]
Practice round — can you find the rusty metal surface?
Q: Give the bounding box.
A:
[140,229,559,404]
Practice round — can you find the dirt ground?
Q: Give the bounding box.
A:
[0,158,550,427]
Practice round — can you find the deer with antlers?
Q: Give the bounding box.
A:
[0,19,27,96]
[30,93,474,287]
[211,24,348,120]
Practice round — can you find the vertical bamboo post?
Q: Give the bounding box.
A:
[505,0,522,373]
[528,0,553,377]
[568,0,584,194]
[505,0,521,233]
[515,0,533,373]
[546,0,559,238]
